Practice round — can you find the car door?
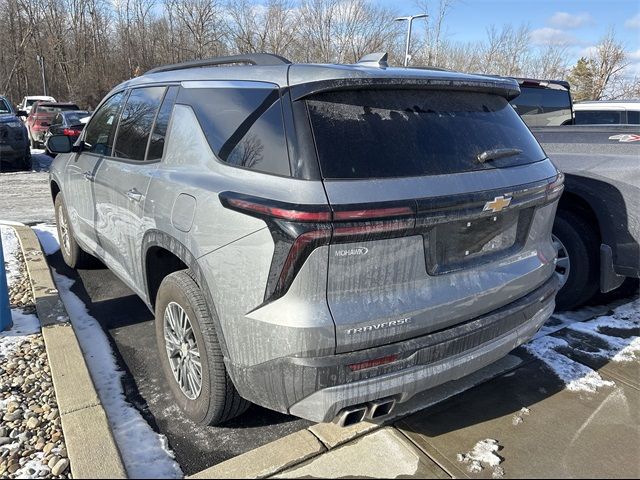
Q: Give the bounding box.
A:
[92,85,175,293]
[64,91,126,252]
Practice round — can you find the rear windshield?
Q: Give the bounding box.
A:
[306,89,546,179]
[64,111,89,125]
[36,104,79,113]
[510,86,572,127]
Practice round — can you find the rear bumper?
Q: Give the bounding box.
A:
[228,274,559,422]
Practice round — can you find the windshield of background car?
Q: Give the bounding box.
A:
[0,99,11,114]
[306,89,546,179]
[510,86,572,126]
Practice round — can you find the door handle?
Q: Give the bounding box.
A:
[83,171,95,182]
[126,188,144,202]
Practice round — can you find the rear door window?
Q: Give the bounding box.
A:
[627,111,640,124]
[113,86,165,161]
[306,89,546,179]
[83,91,126,155]
[177,85,290,176]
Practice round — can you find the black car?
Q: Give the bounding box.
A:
[43,110,89,155]
[0,95,31,171]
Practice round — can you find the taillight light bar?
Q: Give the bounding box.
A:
[223,194,415,224]
[545,172,564,201]
[225,197,332,222]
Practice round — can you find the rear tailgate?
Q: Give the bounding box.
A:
[305,88,561,352]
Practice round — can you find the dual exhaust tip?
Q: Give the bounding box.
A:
[334,398,396,427]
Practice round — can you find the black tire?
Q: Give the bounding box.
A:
[553,210,600,310]
[54,194,96,268]
[22,148,32,170]
[155,270,249,425]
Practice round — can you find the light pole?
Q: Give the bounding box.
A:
[36,55,47,96]
[394,14,428,67]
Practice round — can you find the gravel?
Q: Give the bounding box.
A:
[1,227,70,478]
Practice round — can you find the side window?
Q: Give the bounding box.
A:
[176,85,290,176]
[52,114,62,126]
[113,86,165,161]
[575,110,623,125]
[627,111,639,124]
[147,86,179,161]
[84,91,126,155]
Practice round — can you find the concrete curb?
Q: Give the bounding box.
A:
[10,224,128,479]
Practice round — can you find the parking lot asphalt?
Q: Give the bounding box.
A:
[46,250,312,475]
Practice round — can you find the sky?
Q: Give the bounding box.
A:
[386,0,640,73]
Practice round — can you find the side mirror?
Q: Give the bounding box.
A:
[46,135,73,154]
[16,110,27,117]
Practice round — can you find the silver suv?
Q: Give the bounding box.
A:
[48,53,562,427]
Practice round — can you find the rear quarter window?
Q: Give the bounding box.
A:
[176,85,290,177]
[306,89,546,179]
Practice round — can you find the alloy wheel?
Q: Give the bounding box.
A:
[552,234,570,289]
[163,301,203,400]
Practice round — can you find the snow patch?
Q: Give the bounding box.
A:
[52,270,182,478]
[527,299,639,393]
[1,225,22,286]
[0,309,41,369]
[457,439,503,476]
[32,223,60,255]
[525,335,615,392]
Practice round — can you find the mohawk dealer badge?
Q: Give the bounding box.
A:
[335,247,369,257]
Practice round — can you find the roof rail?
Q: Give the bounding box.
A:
[145,53,292,75]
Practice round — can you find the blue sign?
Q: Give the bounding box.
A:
[0,230,13,331]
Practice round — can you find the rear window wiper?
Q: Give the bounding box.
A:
[476,148,523,164]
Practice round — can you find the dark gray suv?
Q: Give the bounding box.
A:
[0,95,31,170]
[48,53,562,427]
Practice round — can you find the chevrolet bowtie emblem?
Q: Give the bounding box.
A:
[483,195,512,213]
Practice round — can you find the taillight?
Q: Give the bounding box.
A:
[63,128,81,136]
[546,172,564,201]
[220,192,415,302]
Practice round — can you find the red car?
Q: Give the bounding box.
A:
[26,101,80,148]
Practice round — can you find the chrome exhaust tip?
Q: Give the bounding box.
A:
[367,398,396,419]
[334,406,368,427]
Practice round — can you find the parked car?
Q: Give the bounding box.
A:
[43,110,89,155]
[574,100,640,125]
[48,53,562,427]
[509,78,573,126]
[17,95,57,118]
[511,78,640,309]
[26,102,80,148]
[530,125,640,309]
[0,95,31,170]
